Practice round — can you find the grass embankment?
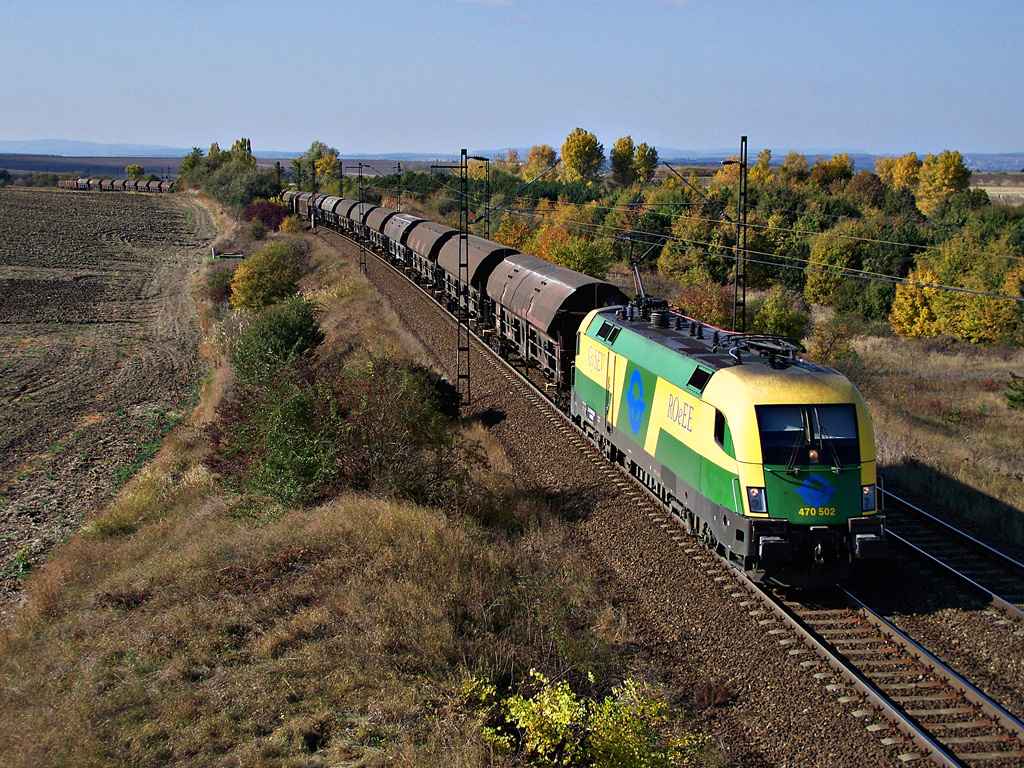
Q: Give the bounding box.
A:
[0,227,713,767]
[852,335,1024,549]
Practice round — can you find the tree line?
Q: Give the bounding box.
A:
[184,130,1023,346]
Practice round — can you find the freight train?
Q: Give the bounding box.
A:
[283,189,887,587]
[59,178,172,192]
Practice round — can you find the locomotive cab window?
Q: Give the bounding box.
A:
[714,409,735,457]
[755,404,859,467]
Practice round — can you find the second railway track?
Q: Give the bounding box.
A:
[320,226,1024,766]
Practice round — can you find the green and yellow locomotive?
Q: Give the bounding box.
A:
[571,300,886,587]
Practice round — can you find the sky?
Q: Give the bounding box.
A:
[3,0,1022,157]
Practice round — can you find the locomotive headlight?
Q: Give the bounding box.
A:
[747,487,767,514]
[862,484,876,512]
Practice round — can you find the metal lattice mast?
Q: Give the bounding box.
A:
[732,136,748,333]
[457,149,471,407]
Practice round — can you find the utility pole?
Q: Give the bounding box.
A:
[721,136,748,333]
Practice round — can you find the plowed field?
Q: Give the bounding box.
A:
[0,188,216,615]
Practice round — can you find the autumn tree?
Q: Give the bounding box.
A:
[875,152,922,189]
[803,222,865,305]
[610,136,638,186]
[634,142,659,183]
[749,148,775,185]
[561,127,605,183]
[494,213,535,252]
[779,152,809,185]
[229,137,256,170]
[889,267,942,337]
[809,153,854,187]
[494,148,521,176]
[125,164,144,181]
[523,144,558,180]
[916,150,971,217]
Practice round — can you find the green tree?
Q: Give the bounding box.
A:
[1007,372,1024,409]
[547,235,611,278]
[634,142,659,183]
[125,164,144,181]
[179,147,205,175]
[560,127,605,183]
[610,136,637,186]
[803,223,864,305]
[228,137,256,170]
[229,241,301,312]
[917,149,971,217]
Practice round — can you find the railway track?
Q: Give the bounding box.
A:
[323,227,1024,766]
[880,490,1024,621]
[742,578,1024,766]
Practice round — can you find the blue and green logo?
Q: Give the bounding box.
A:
[795,476,837,506]
[626,369,646,436]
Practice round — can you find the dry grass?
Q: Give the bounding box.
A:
[0,446,615,766]
[0,229,665,767]
[853,334,1024,548]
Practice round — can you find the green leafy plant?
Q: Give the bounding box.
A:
[476,670,713,767]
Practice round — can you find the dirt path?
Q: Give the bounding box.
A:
[0,189,219,616]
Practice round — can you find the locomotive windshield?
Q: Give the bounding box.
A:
[755,404,860,467]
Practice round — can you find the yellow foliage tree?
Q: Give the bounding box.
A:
[890,267,941,337]
[494,214,535,252]
[523,144,557,180]
[610,136,637,186]
[916,149,971,216]
[634,142,659,183]
[315,153,338,179]
[749,148,775,185]
[560,128,604,183]
[875,152,921,189]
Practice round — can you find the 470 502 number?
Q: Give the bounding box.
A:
[798,507,836,517]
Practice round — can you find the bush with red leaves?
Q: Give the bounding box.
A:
[242,202,291,231]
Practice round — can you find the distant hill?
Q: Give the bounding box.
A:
[3,139,1023,174]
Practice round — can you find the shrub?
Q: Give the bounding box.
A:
[279,215,304,234]
[229,241,301,312]
[673,281,733,329]
[230,296,324,382]
[247,218,267,240]
[210,353,480,510]
[477,671,714,767]
[242,202,291,231]
[750,286,810,341]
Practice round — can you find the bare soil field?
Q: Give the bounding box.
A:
[0,188,217,615]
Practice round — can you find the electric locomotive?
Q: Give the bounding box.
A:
[571,296,886,587]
